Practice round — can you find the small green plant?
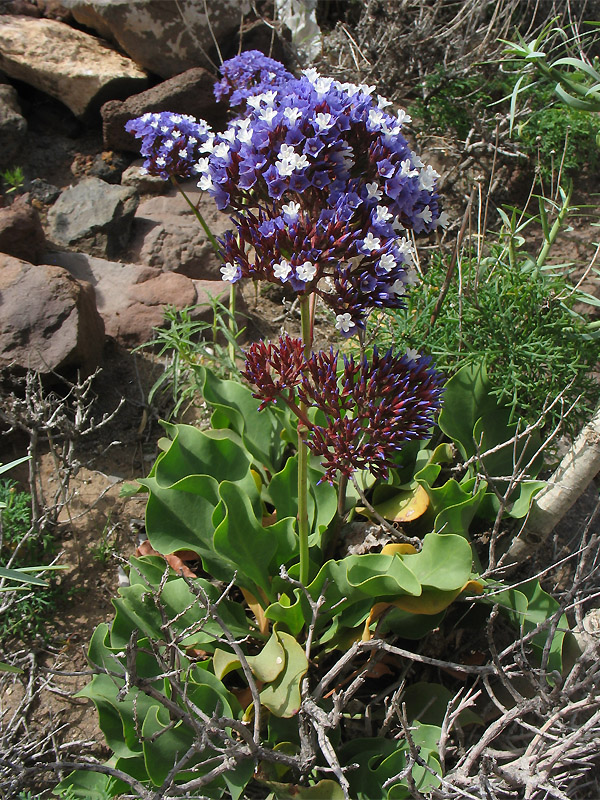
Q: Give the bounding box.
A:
[1,165,24,197]
[368,191,599,436]
[90,513,117,564]
[0,477,63,642]
[137,297,246,419]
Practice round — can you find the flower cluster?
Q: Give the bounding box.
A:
[195,65,446,332]
[213,49,294,109]
[243,336,443,482]
[125,112,212,180]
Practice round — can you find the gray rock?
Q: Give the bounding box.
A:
[47,177,139,258]
[0,254,105,373]
[89,151,131,184]
[25,178,61,205]
[0,195,46,263]
[101,67,225,153]
[0,84,27,168]
[127,182,230,280]
[0,16,149,120]
[49,250,232,347]
[64,0,247,79]
[121,161,169,194]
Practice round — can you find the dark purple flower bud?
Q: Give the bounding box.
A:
[242,335,306,409]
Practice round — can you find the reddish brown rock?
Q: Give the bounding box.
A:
[48,251,235,347]
[101,68,226,153]
[0,254,105,373]
[0,195,46,264]
[127,182,231,280]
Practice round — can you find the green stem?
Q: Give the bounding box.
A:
[536,182,572,269]
[170,176,221,255]
[170,177,237,370]
[297,295,313,586]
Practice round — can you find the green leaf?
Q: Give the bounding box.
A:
[142,705,195,786]
[262,780,346,799]
[247,631,287,683]
[259,631,308,717]
[0,566,47,586]
[438,361,497,459]
[0,661,23,673]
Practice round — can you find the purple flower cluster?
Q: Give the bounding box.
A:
[125,112,212,180]
[243,336,443,482]
[194,65,447,332]
[213,49,294,109]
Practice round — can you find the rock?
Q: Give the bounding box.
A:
[127,182,230,280]
[101,67,226,153]
[0,195,45,263]
[89,151,131,184]
[0,16,149,120]
[0,84,27,168]
[49,250,233,347]
[64,0,246,78]
[0,254,105,373]
[47,177,138,259]
[121,161,168,194]
[25,177,61,205]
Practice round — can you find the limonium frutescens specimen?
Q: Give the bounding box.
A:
[126,51,446,483]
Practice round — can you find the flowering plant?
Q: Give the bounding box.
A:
[57,53,568,800]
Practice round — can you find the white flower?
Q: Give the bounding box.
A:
[199,134,215,153]
[279,144,295,159]
[314,112,333,131]
[282,201,301,219]
[170,114,183,124]
[314,77,334,96]
[213,142,230,159]
[195,157,210,174]
[419,164,440,191]
[297,261,317,282]
[377,95,392,109]
[247,95,262,110]
[302,67,320,83]
[290,153,309,171]
[276,159,295,177]
[155,156,166,167]
[262,90,277,106]
[397,238,415,265]
[436,210,450,229]
[171,129,182,139]
[390,279,406,296]
[368,109,385,129]
[164,140,174,150]
[160,125,170,133]
[260,107,277,124]
[335,313,354,333]
[187,136,197,145]
[396,109,412,125]
[362,233,381,253]
[198,174,213,191]
[405,348,421,360]
[358,83,375,95]
[220,262,238,282]
[400,159,419,177]
[273,259,292,280]
[222,128,237,143]
[365,182,383,201]
[417,206,432,224]
[284,107,302,124]
[374,205,393,223]
[178,149,188,159]
[237,127,253,144]
[379,253,396,273]
[405,269,419,286]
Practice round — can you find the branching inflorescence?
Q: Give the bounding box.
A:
[126,49,446,485]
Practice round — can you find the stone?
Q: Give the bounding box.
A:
[64,0,248,79]
[47,177,139,259]
[25,178,61,205]
[89,151,131,184]
[101,67,226,153]
[0,84,27,169]
[0,195,45,263]
[0,254,105,373]
[0,16,149,120]
[121,161,168,194]
[127,182,230,280]
[49,250,233,347]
